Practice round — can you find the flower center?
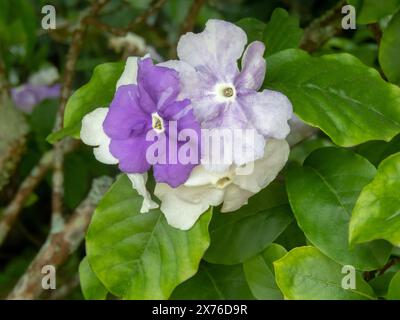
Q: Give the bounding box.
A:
[214,83,236,102]
[222,87,234,97]
[151,112,165,133]
[216,176,232,189]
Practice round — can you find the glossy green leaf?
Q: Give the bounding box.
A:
[236,18,266,43]
[356,134,400,166]
[204,182,293,265]
[388,270,400,300]
[265,49,400,146]
[49,62,124,142]
[379,9,400,85]
[274,246,376,300]
[288,137,333,164]
[286,147,392,270]
[263,8,303,56]
[243,243,287,300]
[171,262,254,300]
[348,0,400,24]
[369,267,400,298]
[350,153,400,246]
[86,175,212,300]
[275,221,307,250]
[79,257,107,300]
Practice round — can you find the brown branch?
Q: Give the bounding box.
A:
[300,0,346,53]
[368,23,382,44]
[7,176,113,300]
[48,275,80,300]
[85,0,167,37]
[0,54,9,99]
[51,0,109,231]
[0,140,78,246]
[180,0,207,35]
[378,257,400,276]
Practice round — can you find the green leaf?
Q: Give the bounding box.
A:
[350,152,400,246]
[289,137,333,165]
[236,18,266,43]
[263,8,303,56]
[286,147,392,270]
[275,221,307,250]
[388,270,400,300]
[171,262,254,300]
[204,182,293,265]
[369,267,400,297]
[379,9,400,85]
[356,134,400,166]
[348,0,400,24]
[52,62,124,142]
[79,257,107,300]
[86,175,212,300]
[265,49,400,146]
[243,243,287,300]
[46,123,80,144]
[274,246,376,300]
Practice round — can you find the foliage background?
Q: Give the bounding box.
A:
[0,0,399,300]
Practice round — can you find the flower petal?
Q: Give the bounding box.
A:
[286,114,317,146]
[220,184,253,212]
[103,85,150,140]
[177,19,247,79]
[137,58,181,113]
[235,41,266,91]
[116,56,139,89]
[233,139,289,193]
[238,89,292,140]
[127,173,159,213]
[80,107,118,165]
[184,165,231,187]
[200,102,266,170]
[109,134,152,173]
[153,162,197,188]
[155,182,224,230]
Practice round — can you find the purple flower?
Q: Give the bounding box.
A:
[11,83,61,113]
[160,20,292,170]
[103,58,201,188]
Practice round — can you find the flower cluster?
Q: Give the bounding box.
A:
[81,20,293,230]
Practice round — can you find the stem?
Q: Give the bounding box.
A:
[85,0,167,36]
[0,141,78,246]
[300,0,346,53]
[51,0,109,231]
[180,0,207,35]
[7,177,113,300]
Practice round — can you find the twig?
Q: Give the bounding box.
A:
[368,23,382,44]
[51,0,109,232]
[378,257,400,276]
[0,54,9,99]
[180,0,207,35]
[7,177,113,300]
[0,140,78,246]
[85,0,167,37]
[48,275,80,300]
[300,0,346,53]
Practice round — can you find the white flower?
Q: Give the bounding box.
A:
[28,65,59,86]
[154,139,289,230]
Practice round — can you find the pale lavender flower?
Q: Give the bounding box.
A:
[11,83,61,113]
[160,19,293,170]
